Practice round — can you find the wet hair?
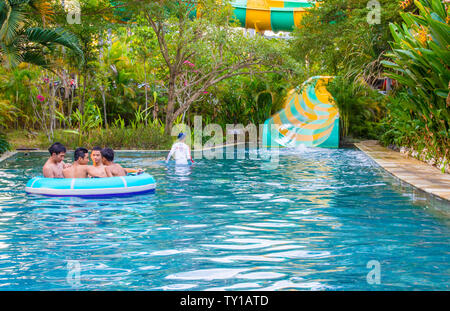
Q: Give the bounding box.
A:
[48,142,66,155]
[92,146,102,152]
[101,148,114,162]
[74,147,88,161]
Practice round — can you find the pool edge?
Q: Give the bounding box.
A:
[355,140,450,203]
[0,151,17,163]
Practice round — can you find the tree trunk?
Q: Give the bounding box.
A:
[164,73,177,135]
[49,78,56,141]
[101,88,107,128]
[153,99,159,121]
[164,99,175,135]
[68,82,74,127]
[80,70,87,115]
[144,56,148,126]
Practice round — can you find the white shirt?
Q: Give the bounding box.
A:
[167,142,191,165]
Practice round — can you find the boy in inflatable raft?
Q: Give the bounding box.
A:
[100,147,144,176]
[43,142,70,178]
[89,146,109,177]
[63,147,112,178]
[43,143,143,178]
[100,147,127,176]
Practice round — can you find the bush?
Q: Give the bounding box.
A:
[380,90,449,170]
[50,125,172,150]
[0,132,10,154]
[327,76,385,140]
[381,0,449,160]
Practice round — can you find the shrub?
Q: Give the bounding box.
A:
[50,125,172,150]
[0,132,10,154]
[381,0,449,160]
[327,76,385,140]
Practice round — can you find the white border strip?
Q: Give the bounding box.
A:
[25,183,156,196]
[120,176,128,188]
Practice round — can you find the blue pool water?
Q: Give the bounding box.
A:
[0,148,449,290]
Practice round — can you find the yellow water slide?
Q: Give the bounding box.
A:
[230,0,316,32]
[189,0,316,32]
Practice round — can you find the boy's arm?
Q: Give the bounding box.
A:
[86,166,99,178]
[188,145,194,163]
[62,167,69,178]
[107,165,119,177]
[166,145,175,163]
[43,165,54,178]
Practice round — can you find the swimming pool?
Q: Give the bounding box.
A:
[0,148,449,290]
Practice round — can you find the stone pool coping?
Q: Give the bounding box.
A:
[355,140,450,202]
[0,151,18,163]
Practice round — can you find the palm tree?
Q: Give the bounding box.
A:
[0,0,83,69]
[0,0,84,151]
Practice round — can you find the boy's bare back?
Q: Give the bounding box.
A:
[106,163,127,177]
[63,164,89,178]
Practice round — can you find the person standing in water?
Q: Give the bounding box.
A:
[166,133,194,165]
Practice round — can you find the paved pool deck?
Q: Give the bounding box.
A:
[355,140,450,202]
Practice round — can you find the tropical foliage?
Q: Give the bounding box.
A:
[381,0,449,166]
[0,131,9,153]
[0,0,448,167]
[288,0,404,141]
[290,0,403,82]
[327,76,385,140]
[127,0,296,134]
[0,0,83,68]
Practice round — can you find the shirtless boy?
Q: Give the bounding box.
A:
[43,142,69,178]
[63,147,112,178]
[88,146,109,178]
[101,148,127,177]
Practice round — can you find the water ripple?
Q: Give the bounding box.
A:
[0,150,449,290]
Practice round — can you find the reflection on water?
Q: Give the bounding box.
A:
[0,148,449,290]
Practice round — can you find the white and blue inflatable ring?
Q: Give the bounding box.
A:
[25,173,156,197]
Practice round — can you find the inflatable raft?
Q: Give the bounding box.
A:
[25,173,156,197]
